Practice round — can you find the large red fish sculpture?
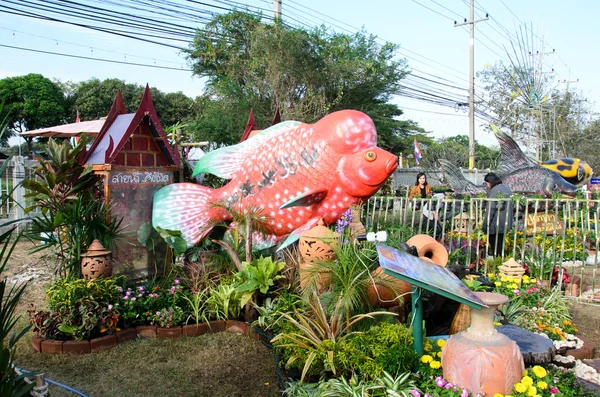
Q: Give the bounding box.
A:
[152,110,398,250]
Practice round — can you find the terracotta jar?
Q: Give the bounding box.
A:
[367,256,437,307]
[442,292,524,396]
[298,219,339,291]
[406,234,448,266]
[81,240,112,279]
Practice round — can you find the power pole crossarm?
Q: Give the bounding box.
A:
[454,1,488,170]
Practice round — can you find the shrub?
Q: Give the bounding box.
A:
[337,322,417,379]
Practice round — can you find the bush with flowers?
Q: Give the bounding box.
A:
[490,274,577,341]
[497,365,598,397]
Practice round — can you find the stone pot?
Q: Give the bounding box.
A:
[406,234,448,266]
[442,292,524,396]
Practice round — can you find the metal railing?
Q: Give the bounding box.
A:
[363,194,600,302]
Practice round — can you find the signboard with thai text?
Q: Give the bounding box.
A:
[108,171,173,185]
[376,244,486,309]
[525,212,564,236]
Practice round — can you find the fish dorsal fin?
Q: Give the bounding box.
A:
[280,188,328,209]
[438,159,484,196]
[490,123,537,174]
[192,120,302,178]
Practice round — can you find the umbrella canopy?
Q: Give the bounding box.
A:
[20,119,105,138]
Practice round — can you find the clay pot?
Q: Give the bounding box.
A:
[406,234,448,266]
[298,219,339,264]
[366,267,411,307]
[298,219,338,292]
[442,292,524,396]
[81,240,112,279]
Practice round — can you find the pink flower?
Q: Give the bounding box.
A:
[131,297,136,301]
[444,382,454,389]
[174,279,180,285]
[435,376,446,387]
[409,390,420,397]
[108,304,113,310]
[460,388,469,397]
[550,387,559,393]
[513,289,520,294]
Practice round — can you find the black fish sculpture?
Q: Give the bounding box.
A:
[439,125,579,197]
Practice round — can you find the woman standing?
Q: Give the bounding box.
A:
[409,172,432,199]
[482,173,513,257]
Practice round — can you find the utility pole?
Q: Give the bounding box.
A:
[529,41,554,161]
[273,0,282,20]
[454,1,488,170]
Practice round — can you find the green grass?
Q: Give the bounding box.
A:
[14,324,280,397]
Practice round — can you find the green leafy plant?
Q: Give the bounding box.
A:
[206,283,243,320]
[182,288,210,325]
[252,290,303,331]
[271,292,394,382]
[235,256,284,305]
[0,228,34,396]
[44,277,121,340]
[151,306,184,328]
[336,322,417,379]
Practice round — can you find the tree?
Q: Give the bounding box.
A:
[420,135,499,169]
[186,11,423,150]
[69,78,198,127]
[0,74,66,149]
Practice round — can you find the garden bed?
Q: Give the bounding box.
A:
[29,320,256,355]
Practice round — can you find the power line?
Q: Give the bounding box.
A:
[0,43,193,71]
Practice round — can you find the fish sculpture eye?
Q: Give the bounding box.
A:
[364,151,377,162]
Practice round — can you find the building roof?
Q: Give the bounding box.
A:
[82,85,179,167]
[19,119,105,137]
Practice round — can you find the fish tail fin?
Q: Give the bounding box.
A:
[152,183,223,245]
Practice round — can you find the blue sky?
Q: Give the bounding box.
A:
[0,0,597,150]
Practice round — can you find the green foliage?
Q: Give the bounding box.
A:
[336,323,417,379]
[153,226,188,256]
[182,288,211,325]
[23,137,126,278]
[0,73,66,147]
[285,372,415,397]
[271,292,393,382]
[151,306,185,328]
[253,290,303,331]
[235,256,285,303]
[420,135,500,169]
[44,277,121,340]
[0,228,34,396]
[301,241,390,321]
[185,11,419,150]
[68,78,198,127]
[206,282,243,320]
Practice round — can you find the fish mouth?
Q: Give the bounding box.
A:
[386,157,399,174]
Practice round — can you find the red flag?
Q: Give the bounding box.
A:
[75,110,81,123]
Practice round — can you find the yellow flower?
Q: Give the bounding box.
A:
[494,322,502,326]
[530,278,537,283]
[523,370,528,376]
[437,351,442,358]
[521,376,534,386]
[495,281,502,287]
[437,339,446,348]
[494,394,504,397]
[501,276,508,282]
[537,381,548,390]
[488,273,496,279]
[527,386,537,396]
[531,365,547,378]
[514,383,527,393]
[430,360,441,369]
[424,342,432,352]
[420,355,433,363]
